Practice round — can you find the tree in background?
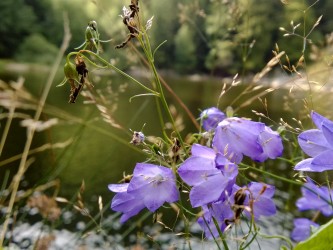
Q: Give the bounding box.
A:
[204,0,283,75]
[278,1,322,64]
[0,0,330,75]
[149,0,179,68]
[0,0,37,58]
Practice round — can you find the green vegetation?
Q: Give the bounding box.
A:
[1,0,332,75]
[2,1,333,248]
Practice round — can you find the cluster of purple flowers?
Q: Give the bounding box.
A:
[292,111,333,242]
[178,134,279,237]
[108,107,284,239]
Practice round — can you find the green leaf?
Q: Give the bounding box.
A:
[294,218,333,250]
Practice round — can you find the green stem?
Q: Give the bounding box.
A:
[138,34,185,147]
[202,216,222,250]
[241,163,302,186]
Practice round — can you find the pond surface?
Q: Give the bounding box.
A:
[0,63,320,248]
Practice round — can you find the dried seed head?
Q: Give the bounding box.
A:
[130,131,145,145]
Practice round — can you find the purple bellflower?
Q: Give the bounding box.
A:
[177,144,237,207]
[291,218,319,242]
[295,111,333,172]
[108,163,179,223]
[296,178,333,216]
[200,107,226,131]
[212,117,283,163]
[197,200,234,239]
[197,182,276,239]
[231,182,277,220]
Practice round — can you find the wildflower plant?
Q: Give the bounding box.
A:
[2,0,333,249]
[52,0,333,249]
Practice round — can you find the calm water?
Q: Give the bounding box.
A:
[0,65,308,248]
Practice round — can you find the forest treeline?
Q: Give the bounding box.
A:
[1,0,332,75]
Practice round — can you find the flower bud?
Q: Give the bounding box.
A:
[64,61,79,82]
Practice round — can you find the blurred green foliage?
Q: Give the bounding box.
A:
[15,34,59,64]
[0,0,332,75]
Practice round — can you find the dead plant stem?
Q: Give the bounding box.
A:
[0,13,71,246]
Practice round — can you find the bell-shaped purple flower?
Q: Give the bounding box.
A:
[177,144,237,207]
[291,218,319,242]
[108,163,179,223]
[200,107,226,131]
[127,163,179,211]
[296,178,333,216]
[213,117,283,163]
[295,111,333,172]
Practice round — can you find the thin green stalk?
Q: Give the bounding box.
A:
[240,232,258,250]
[241,163,303,186]
[135,36,169,141]
[0,14,71,247]
[177,200,192,250]
[212,216,229,250]
[202,216,222,250]
[130,42,200,130]
[138,33,185,147]
[150,78,169,141]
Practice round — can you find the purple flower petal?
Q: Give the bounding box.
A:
[248,182,275,198]
[215,153,238,179]
[232,182,276,220]
[311,150,333,171]
[294,158,317,172]
[178,156,220,186]
[127,163,179,211]
[291,218,319,242]
[111,192,145,223]
[213,118,265,163]
[298,129,330,157]
[128,163,173,193]
[108,183,129,193]
[197,201,234,239]
[322,121,333,147]
[296,178,333,216]
[200,107,226,131]
[190,173,229,207]
[311,111,333,130]
[250,197,277,219]
[255,127,283,162]
[191,143,216,159]
[142,179,179,211]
